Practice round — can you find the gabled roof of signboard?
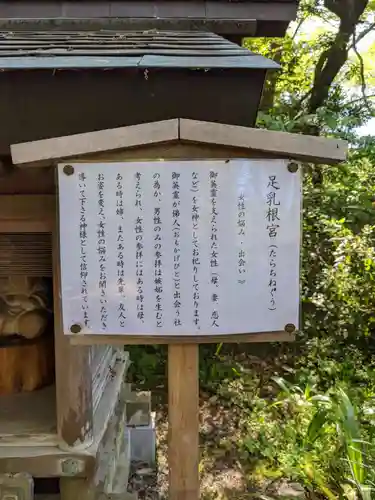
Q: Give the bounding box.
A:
[0,30,279,69]
[11,118,348,167]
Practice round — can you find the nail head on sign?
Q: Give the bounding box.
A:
[70,323,82,334]
[284,323,296,333]
[63,165,75,176]
[287,162,299,173]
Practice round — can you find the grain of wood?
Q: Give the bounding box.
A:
[12,118,347,167]
[11,119,179,167]
[0,195,54,232]
[0,385,57,447]
[52,198,94,451]
[180,118,348,164]
[69,331,295,345]
[0,337,55,396]
[168,344,199,500]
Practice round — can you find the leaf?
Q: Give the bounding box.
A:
[306,408,330,444]
[272,376,292,395]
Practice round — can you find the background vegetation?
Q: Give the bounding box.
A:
[128,1,375,498]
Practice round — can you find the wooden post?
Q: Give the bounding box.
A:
[52,201,94,451]
[168,344,200,500]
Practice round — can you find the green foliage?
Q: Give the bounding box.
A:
[240,378,375,499]
[301,161,375,343]
[127,2,375,498]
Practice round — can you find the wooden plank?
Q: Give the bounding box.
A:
[0,233,52,276]
[60,478,94,500]
[0,447,94,478]
[206,1,297,20]
[0,39,234,47]
[0,48,249,55]
[11,119,180,167]
[0,195,55,232]
[2,71,263,156]
[0,0,298,25]
[70,142,285,162]
[53,197,94,451]
[0,18,258,35]
[0,168,55,195]
[168,344,199,500]
[91,354,129,493]
[0,386,57,447]
[68,332,295,345]
[59,353,130,500]
[180,119,348,164]
[12,117,347,168]
[110,0,204,17]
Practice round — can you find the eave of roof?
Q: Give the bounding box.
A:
[0,30,280,70]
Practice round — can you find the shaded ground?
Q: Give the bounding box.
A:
[126,344,306,499]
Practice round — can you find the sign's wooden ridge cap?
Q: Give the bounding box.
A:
[11,119,180,167]
[11,118,348,167]
[180,119,348,165]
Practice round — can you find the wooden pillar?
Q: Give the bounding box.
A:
[168,344,200,500]
[60,478,94,500]
[53,205,94,451]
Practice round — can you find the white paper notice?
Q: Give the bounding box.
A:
[58,159,301,337]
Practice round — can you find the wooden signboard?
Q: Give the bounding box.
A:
[56,157,301,500]
[11,119,346,500]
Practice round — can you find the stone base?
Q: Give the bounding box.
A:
[129,413,156,466]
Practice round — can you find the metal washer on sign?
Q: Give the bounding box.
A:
[63,164,75,176]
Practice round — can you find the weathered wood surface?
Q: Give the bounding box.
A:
[0,446,93,478]
[179,118,348,164]
[2,70,265,156]
[11,118,347,168]
[0,168,54,195]
[91,346,117,415]
[0,234,52,277]
[168,344,199,500]
[0,0,299,37]
[52,205,94,451]
[0,195,54,232]
[11,120,179,167]
[0,1,298,20]
[0,352,129,480]
[0,336,54,395]
[60,351,131,499]
[70,331,294,345]
[0,385,57,446]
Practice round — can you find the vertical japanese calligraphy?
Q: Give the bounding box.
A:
[172,172,182,327]
[191,172,200,329]
[97,172,108,330]
[153,173,163,328]
[78,172,89,327]
[237,192,246,284]
[135,172,145,324]
[59,159,300,337]
[209,170,220,328]
[116,173,126,328]
[266,174,281,311]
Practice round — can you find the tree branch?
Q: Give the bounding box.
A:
[352,25,372,114]
[307,0,369,114]
[348,21,375,49]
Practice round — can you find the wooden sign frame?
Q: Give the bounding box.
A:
[9,119,347,500]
